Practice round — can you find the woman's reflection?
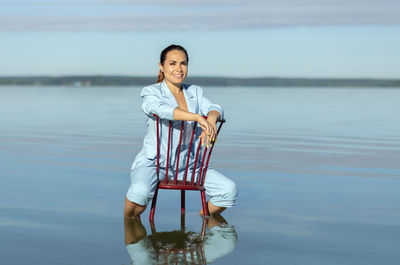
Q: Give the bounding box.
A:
[124,215,237,265]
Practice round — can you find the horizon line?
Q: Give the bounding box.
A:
[1,75,400,81]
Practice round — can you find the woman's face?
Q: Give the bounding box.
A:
[159,49,188,88]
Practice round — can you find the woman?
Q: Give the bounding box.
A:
[124,44,237,218]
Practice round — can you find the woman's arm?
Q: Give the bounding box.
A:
[172,107,199,122]
[141,85,176,120]
[173,108,217,148]
[196,86,223,146]
[206,110,221,124]
[197,85,224,121]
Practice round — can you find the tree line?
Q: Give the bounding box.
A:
[1,76,399,87]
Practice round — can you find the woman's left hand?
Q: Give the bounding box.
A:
[208,116,218,143]
[197,115,216,148]
[204,111,221,148]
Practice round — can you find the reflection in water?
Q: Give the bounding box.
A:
[124,215,237,265]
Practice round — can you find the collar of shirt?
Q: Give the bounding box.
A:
[160,80,196,114]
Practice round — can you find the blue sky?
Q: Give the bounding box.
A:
[1,0,399,78]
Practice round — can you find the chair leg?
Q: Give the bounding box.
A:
[180,212,185,231]
[150,220,156,233]
[181,190,185,214]
[149,184,159,222]
[201,190,209,216]
[201,218,208,238]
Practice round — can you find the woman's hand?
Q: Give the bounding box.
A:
[197,115,217,148]
[173,108,220,148]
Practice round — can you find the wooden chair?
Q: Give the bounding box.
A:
[149,114,225,222]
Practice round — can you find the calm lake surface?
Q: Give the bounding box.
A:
[1,85,399,265]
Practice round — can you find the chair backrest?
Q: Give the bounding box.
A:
[153,114,225,187]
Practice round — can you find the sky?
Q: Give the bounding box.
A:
[0,0,399,78]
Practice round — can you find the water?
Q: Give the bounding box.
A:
[1,85,399,265]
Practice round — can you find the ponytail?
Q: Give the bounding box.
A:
[157,70,165,83]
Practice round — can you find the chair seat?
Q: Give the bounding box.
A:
[158,180,205,191]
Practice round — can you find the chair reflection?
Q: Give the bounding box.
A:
[124,215,237,265]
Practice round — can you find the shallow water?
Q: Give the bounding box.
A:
[1,85,400,265]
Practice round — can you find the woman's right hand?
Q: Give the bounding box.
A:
[196,115,216,148]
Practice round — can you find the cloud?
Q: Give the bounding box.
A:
[1,0,400,31]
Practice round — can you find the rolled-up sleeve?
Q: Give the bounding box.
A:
[140,85,176,120]
[197,86,224,119]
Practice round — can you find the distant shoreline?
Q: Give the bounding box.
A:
[1,76,399,87]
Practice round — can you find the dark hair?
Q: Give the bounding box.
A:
[157,44,189,83]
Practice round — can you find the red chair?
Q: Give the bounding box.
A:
[149,114,225,222]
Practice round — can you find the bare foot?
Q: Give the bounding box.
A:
[199,201,226,216]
